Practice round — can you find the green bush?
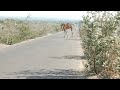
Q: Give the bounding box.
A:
[80,11,120,79]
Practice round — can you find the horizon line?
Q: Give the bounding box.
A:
[0,16,81,21]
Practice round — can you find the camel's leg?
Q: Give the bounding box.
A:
[64,30,67,38]
[72,31,73,37]
[64,31,65,38]
[71,28,73,38]
[66,30,68,38]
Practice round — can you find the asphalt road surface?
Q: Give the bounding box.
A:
[0,29,87,79]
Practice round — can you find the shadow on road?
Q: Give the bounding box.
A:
[12,69,87,79]
[49,55,86,60]
[65,38,81,41]
[3,68,98,79]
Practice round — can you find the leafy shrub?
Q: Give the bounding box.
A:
[80,11,120,79]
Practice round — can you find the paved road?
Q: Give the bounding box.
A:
[0,29,87,79]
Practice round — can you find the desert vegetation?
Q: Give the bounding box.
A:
[0,17,61,45]
[80,11,120,79]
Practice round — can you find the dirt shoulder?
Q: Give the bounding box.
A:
[0,32,61,49]
[0,43,9,49]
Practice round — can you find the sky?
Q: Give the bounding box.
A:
[0,11,87,20]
